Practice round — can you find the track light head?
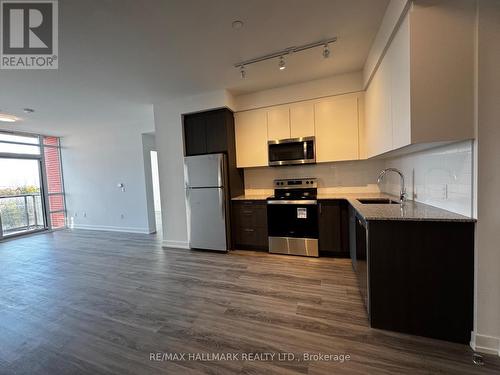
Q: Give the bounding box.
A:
[240,65,246,79]
[278,56,286,70]
[323,44,330,59]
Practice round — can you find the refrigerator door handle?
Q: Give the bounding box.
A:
[219,187,225,218]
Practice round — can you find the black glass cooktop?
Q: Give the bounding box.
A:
[267,188,317,200]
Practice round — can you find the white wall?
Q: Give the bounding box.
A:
[234,71,363,111]
[153,90,234,249]
[63,116,155,234]
[473,0,500,356]
[380,141,474,217]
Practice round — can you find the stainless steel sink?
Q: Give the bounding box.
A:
[357,198,400,205]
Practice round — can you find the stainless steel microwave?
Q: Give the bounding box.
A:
[268,136,316,166]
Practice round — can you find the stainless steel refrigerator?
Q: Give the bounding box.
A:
[184,153,229,252]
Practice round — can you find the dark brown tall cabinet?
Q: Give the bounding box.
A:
[183,108,244,249]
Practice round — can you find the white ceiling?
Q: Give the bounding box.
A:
[0,0,389,135]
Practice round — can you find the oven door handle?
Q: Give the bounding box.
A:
[267,200,317,205]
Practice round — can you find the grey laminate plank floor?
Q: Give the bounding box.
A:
[0,230,498,375]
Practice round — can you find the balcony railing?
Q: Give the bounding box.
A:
[0,193,45,237]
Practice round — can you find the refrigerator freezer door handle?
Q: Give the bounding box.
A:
[219,155,224,187]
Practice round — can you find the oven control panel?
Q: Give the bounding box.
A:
[273,178,317,189]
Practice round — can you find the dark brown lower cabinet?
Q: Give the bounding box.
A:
[318,200,349,257]
[231,201,268,251]
[352,217,474,344]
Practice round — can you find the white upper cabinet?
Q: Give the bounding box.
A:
[290,102,315,139]
[365,15,409,158]
[234,109,268,168]
[267,102,315,140]
[364,1,475,157]
[365,56,392,158]
[388,14,411,150]
[315,94,360,162]
[235,93,361,168]
[409,0,474,144]
[267,106,290,140]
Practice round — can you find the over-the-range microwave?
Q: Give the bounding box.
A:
[268,136,316,166]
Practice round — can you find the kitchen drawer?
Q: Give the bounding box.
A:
[231,201,268,250]
[234,226,268,249]
[233,203,267,228]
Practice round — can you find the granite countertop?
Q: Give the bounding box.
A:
[232,194,269,201]
[232,192,475,222]
[346,196,475,223]
[319,192,474,222]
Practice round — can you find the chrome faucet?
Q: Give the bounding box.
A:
[377,168,407,203]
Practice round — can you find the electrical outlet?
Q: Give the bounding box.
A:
[83,212,87,218]
[120,214,125,219]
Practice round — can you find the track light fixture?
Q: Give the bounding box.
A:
[278,56,286,70]
[323,44,330,59]
[234,36,336,78]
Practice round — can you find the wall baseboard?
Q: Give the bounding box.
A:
[470,332,500,356]
[162,240,190,249]
[72,224,152,234]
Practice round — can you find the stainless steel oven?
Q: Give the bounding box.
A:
[268,137,315,166]
[267,178,318,257]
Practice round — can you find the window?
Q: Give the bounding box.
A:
[0,131,66,238]
[0,133,39,144]
[0,133,40,155]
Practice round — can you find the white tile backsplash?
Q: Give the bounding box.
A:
[244,159,386,195]
[380,140,474,217]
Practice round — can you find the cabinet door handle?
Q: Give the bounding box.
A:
[242,210,253,214]
[319,203,322,215]
[243,228,255,232]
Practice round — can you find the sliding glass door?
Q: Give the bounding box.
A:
[0,158,46,236]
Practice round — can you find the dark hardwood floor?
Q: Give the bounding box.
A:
[0,230,498,374]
